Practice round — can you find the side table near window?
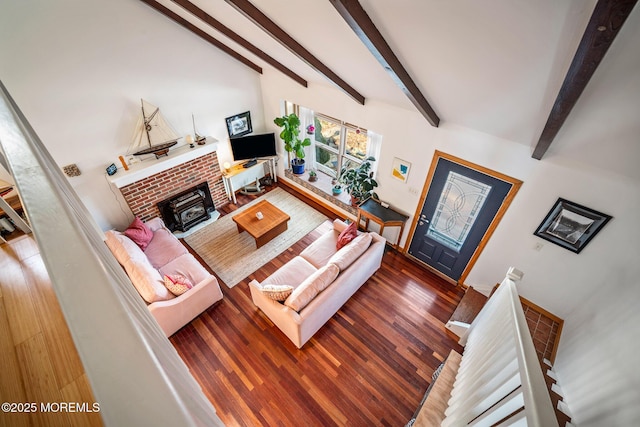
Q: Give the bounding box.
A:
[222,157,277,204]
[356,198,409,250]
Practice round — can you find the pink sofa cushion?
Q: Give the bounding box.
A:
[299,230,340,269]
[328,233,373,271]
[124,217,153,250]
[144,227,188,269]
[105,230,174,303]
[158,253,212,288]
[284,263,340,312]
[262,256,318,288]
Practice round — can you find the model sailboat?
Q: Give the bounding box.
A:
[192,114,207,145]
[128,99,180,158]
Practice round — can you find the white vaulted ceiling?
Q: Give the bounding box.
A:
[148,0,639,154]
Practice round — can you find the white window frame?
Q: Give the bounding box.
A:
[313,113,367,179]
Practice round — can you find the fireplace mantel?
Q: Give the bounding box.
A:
[109,139,219,188]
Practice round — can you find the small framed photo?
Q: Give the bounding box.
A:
[534,198,611,254]
[225,111,252,138]
[391,157,411,183]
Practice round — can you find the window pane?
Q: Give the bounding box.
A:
[315,117,341,150]
[346,128,368,160]
[341,157,360,173]
[426,171,491,252]
[316,146,338,176]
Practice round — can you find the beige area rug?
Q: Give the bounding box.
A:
[184,188,328,288]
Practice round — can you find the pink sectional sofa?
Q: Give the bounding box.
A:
[249,219,385,348]
[105,217,223,337]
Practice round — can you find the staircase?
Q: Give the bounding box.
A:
[541,358,574,426]
[445,286,487,337]
[446,280,573,426]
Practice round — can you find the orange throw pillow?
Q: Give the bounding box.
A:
[336,221,358,249]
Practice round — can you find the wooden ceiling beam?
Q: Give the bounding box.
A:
[138,0,262,74]
[223,0,366,105]
[328,0,440,127]
[532,0,637,160]
[171,0,307,87]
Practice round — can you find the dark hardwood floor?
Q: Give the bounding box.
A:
[174,183,465,426]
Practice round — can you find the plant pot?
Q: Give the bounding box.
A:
[332,186,342,195]
[350,195,360,207]
[308,175,318,182]
[291,159,305,175]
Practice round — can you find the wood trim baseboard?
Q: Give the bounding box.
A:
[277,176,350,221]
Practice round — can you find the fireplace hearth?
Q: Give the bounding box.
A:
[158,182,215,232]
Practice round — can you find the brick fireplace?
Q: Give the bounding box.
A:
[110,144,228,223]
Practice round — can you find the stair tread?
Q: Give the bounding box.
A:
[449,287,488,324]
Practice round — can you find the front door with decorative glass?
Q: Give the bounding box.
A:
[408,152,521,282]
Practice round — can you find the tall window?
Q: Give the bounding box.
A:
[313,113,369,178]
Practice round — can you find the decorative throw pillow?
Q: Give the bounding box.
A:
[336,221,358,249]
[260,284,294,302]
[284,264,340,312]
[124,217,153,250]
[163,274,193,296]
[328,233,373,271]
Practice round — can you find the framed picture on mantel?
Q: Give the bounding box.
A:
[534,197,611,254]
[225,111,252,138]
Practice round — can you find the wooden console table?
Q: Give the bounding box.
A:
[222,157,277,204]
[356,198,409,250]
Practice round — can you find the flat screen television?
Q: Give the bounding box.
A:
[230,132,277,163]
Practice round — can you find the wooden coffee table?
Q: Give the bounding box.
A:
[232,200,290,248]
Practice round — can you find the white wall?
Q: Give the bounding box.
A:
[260,62,640,425]
[261,66,639,313]
[0,0,264,230]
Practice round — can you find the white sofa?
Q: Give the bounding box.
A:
[105,217,223,337]
[249,219,386,348]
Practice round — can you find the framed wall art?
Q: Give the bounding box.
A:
[225,111,252,138]
[533,198,611,254]
[391,157,411,183]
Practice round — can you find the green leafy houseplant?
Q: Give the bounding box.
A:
[273,113,311,174]
[340,157,378,205]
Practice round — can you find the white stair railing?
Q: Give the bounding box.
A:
[0,80,223,426]
[442,268,558,426]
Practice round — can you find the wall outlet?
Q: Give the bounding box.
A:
[408,186,419,195]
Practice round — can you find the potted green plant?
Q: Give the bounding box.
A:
[308,169,318,182]
[273,113,311,175]
[340,156,378,206]
[332,184,342,195]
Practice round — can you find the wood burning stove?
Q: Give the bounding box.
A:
[158,182,215,232]
[170,190,209,231]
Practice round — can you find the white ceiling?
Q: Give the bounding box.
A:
[155,0,638,150]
